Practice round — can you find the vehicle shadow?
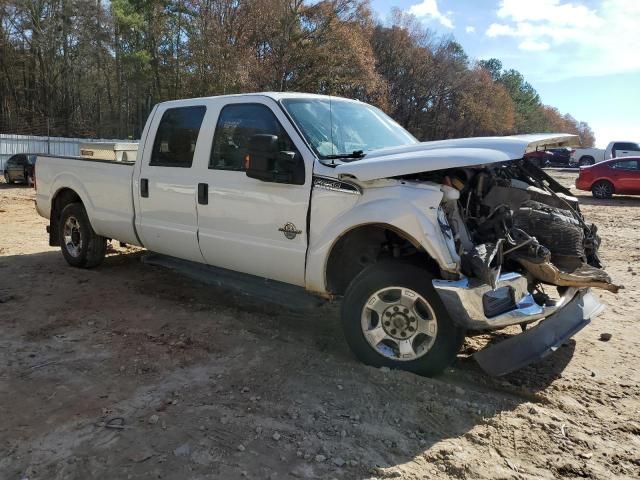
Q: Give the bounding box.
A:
[0,248,578,479]
[0,182,31,189]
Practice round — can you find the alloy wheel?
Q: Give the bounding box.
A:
[361,287,438,361]
[593,182,612,199]
[63,216,83,257]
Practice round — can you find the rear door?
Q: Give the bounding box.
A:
[135,104,207,262]
[611,159,640,193]
[195,99,313,286]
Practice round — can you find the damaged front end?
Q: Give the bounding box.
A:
[413,160,621,375]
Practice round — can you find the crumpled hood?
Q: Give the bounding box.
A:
[335,134,580,182]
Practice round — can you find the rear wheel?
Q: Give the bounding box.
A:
[58,203,107,268]
[341,260,464,377]
[579,156,595,166]
[592,180,613,199]
[3,171,10,183]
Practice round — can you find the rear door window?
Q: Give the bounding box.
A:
[150,106,206,167]
[613,160,639,170]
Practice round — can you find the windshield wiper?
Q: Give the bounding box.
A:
[323,150,365,160]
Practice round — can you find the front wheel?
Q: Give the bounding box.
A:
[58,202,107,268]
[592,180,613,199]
[341,260,464,377]
[3,171,10,184]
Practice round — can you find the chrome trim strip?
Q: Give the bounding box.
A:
[312,175,362,195]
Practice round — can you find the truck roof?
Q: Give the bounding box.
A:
[155,92,364,108]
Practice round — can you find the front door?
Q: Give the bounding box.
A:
[135,104,207,262]
[611,159,640,194]
[195,100,312,286]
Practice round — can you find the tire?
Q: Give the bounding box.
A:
[592,180,613,199]
[341,260,465,377]
[579,156,595,166]
[27,174,35,187]
[58,202,107,268]
[3,172,10,184]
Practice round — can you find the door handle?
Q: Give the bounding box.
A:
[198,183,208,205]
[140,178,149,198]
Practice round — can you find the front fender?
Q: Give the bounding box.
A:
[305,184,459,293]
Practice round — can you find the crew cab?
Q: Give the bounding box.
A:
[570,141,640,167]
[34,93,620,377]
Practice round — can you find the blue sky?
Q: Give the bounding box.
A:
[370,0,639,147]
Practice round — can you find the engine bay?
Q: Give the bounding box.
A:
[409,160,621,301]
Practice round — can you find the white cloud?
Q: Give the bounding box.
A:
[496,0,601,27]
[486,23,516,37]
[519,39,550,51]
[465,25,476,33]
[408,0,454,28]
[484,0,640,79]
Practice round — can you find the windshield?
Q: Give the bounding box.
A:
[281,98,417,160]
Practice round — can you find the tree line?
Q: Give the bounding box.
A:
[0,1,595,146]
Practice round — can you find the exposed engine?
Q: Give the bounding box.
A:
[411,160,621,297]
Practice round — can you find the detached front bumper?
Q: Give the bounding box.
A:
[474,289,604,376]
[432,273,605,376]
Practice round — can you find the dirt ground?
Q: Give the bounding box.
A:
[1,171,639,480]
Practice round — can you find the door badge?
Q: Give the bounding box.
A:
[279,223,303,240]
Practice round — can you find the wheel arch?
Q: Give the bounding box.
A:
[49,187,85,246]
[592,178,616,195]
[323,223,440,296]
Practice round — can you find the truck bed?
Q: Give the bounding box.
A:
[35,155,140,246]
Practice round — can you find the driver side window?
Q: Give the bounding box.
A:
[209,103,298,172]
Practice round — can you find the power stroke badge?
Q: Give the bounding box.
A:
[278,222,303,240]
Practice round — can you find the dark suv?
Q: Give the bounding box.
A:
[3,154,37,185]
[546,147,574,167]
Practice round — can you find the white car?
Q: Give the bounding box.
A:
[570,141,640,166]
[34,93,619,377]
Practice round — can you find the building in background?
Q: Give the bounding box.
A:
[0,134,138,170]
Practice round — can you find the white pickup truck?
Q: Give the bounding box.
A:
[35,93,620,377]
[570,141,640,166]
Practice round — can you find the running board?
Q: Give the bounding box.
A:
[141,253,326,311]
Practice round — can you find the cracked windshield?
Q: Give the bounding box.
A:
[282,98,417,159]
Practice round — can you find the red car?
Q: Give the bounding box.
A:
[575,157,640,198]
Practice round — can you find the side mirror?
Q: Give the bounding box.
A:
[246,134,304,185]
[245,134,279,182]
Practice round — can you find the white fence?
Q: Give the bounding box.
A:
[0,133,138,170]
